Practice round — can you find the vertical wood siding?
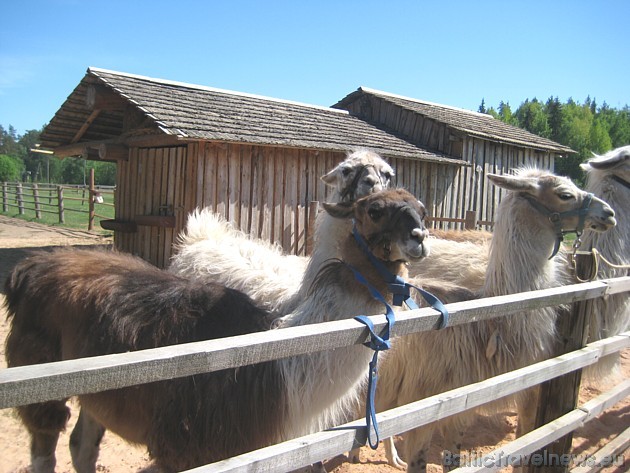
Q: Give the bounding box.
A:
[113,134,556,267]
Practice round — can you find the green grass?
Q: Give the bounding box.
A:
[1,186,115,236]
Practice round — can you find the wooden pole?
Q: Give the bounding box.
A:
[57,186,65,224]
[527,251,594,472]
[16,182,24,215]
[33,183,41,219]
[464,210,477,230]
[88,168,95,231]
[2,182,7,212]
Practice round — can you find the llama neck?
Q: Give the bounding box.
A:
[582,172,630,274]
[481,195,561,361]
[483,196,560,297]
[280,231,401,437]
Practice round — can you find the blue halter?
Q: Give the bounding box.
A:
[348,220,450,449]
[523,192,594,259]
[351,221,449,328]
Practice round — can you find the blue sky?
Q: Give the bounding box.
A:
[1,0,629,135]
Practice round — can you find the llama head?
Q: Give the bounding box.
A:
[321,149,394,202]
[323,188,429,262]
[487,169,617,235]
[580,145,630,188]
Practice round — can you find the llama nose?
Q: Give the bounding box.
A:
[411,228,426,242]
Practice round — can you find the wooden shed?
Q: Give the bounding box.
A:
[334,87,574,228]
[39,68,463,267]
[39,68,572,268]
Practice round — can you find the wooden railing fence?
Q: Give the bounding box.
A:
[1,170,114,230]
[1,277,628,473]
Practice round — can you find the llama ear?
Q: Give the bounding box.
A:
[487,173,539,193]
[321,168,340,186]
[322,201,354,219]
[587,147,630,170]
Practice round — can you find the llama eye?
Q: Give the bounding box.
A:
[342,168,353,177]
[368,208,383,220]
[559,193,574,201]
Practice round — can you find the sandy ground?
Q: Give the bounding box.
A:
[0,215,627,473]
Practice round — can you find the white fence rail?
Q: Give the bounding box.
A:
[1,277,629,472]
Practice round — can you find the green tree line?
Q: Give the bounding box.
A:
[479,96,630,184]
[0,125,116,185]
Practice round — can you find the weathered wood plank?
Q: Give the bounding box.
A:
[569,426,630,473]
[454,379,630,473]
[181,344,630,473]
[1,279,628,409]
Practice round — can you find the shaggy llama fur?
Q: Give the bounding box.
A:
[4,188,429,473]
[372,168,617,472]
[579,145,630,379]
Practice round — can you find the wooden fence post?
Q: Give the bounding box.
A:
[527,252,595,472]
[33,183,41,219]
[2,182,8,212]
[306,201,320,255]
[88,168,95,231]
[16,182,25,214]
[464,210,477,230]
[57,186,65,223]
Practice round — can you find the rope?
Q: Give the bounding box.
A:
[570,248,630,283]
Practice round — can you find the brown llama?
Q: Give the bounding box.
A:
[5,188,430,473]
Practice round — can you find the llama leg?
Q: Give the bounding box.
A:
[30,431,60,473]
[16,401,70,473]
[70,408,105,473]
[384,436,407,469]
[403,426,434,473]
[348,445,361,463]
[442,429,466,471]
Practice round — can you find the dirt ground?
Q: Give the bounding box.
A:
[0,215,627,473]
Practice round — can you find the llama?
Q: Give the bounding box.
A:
[370,168,617,472]
[169,148,394,316]
[578,145,630,377]
[410,235,489,292]
[4,187,429,473]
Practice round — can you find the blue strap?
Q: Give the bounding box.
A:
[345,262,395,449]
[352,222,449,329]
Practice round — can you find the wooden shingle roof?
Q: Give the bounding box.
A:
[40,68,462,165]
[334,87,574,154]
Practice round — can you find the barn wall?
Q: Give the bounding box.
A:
[115,145,188,267]
[191,142,345,256]
[114,142,350,267]
[114,138,549,267]
[344,95,557,230]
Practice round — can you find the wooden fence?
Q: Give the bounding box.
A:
[1,276,628,473]
[1,170,114,231]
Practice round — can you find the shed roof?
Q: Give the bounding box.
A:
[334,87,574,154]
[40,68,462,165]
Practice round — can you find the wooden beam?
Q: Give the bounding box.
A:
[135,215,176,228]
[53,142,90,158]
[71,109,101,143]
[98,143,128,161]
[86,84,127,111]
[100,219,137,233]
